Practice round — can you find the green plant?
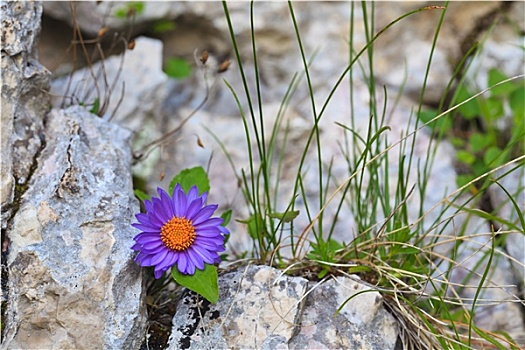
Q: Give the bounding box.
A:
[218,1,524,349]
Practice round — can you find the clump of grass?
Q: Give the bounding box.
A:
[220,1,524,349]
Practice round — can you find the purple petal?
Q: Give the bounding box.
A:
[135,213,153,225]
[143,199,154,213]
[187,248,204,270]
[152,198,171,224]
[200,192,208,204]
[190,245,215,264]
[134,233,161,244]
[184,258,196,275]
[154,267,167,279]
[173,186,188,217]
[132,222,160,232]
[142,244,167,255]
[135,252,153,265]
[163,250,178,268]
[186,186,199,203]
[158,187,175,218]
[194,236,225,247]
[191,205,218,225]
[149,248,168,266]
[142,240,164,250]
[219,226,230,235]
[185,198,204,220]
[177,252,188,274]
[195,227,223,238]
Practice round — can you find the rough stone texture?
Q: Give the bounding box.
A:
[1,0,50,220]
[290,275,399,350]
[2,107,146,349]
[168,265,398,350]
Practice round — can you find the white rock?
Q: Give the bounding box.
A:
[2,107,146,349]
[167,265,398,350]
[1,0,50,217]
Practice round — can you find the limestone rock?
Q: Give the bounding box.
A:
[1,0,50,220]
[2,107,146,349]
[168,265,399,350]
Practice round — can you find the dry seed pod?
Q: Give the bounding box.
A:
[197,136,204,148]
[97,26,109,38]
[200,50,209,64]
[218,59,231,73]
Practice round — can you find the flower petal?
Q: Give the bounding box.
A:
[173,185,188,217]
[149,248,168,266]
[186,186,200,203]
[158,187,175,218]
[187,248,204,271]
[177,252,188,274]
[134,232,161,242]
[191,205,218,225]
[195,217,224,229]
[190,244,215,264]
[185,198,204,220]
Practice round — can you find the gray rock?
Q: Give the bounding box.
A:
[49,36,168,129]
[2,106,146,349]
[1,0,50,221]
[168,265,398,350]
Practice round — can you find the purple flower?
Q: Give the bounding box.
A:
[131,185,229,278]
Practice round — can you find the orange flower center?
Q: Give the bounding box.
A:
[160,216,196,251]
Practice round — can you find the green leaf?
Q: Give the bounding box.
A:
[89,98,100,115]
[221,209,232,226]
[393,246,420,255]
[134,189,151,201]
[267,210,300,223]
[164,57,192,79]
[456,174,475,188]
[450,137,466,148]
[417,109,452,133]
[472,158,487,177]
[457,150,476,165]
[115,2,145,19]
[152,20,176,33]
[456,85,480,119]
[483,96,504,120]
[469,133,491,153]
[483,146,503,166]
[169,166,210,195]
[488,68,510,96]
[347,265,371,274]
[317,268,329,279]
[172,263,219,304]
[510,86,525,117]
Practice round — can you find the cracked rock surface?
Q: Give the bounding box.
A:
[168,265,398,350]
[2,107,146,349]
